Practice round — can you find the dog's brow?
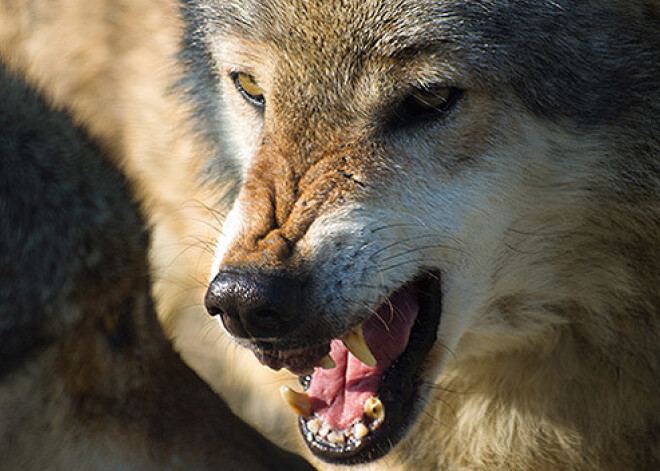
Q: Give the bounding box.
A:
[374,38,455,62]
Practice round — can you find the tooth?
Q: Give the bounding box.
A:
[342,324,376,367]
[364,396,385,422]
[319,354,336,369]
[318,423,331,438]
[280,386,313,418]
[307,417,321,435]
[327,431,346,444]
[353,422,369,439]
[286,366,314,376]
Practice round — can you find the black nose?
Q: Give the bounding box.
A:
[205,270,302,339]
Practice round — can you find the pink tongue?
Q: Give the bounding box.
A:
[306,286,420,429]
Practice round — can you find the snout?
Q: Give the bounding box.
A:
[205,269,303,340]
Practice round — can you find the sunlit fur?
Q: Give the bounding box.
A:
[0,62,314,471]
[186,0,660,469]
[0,0,305,453]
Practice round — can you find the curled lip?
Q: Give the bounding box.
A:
[243,274,440,464]
[252,343,330,375]
[297,273,442,464]
[239,272,441,464]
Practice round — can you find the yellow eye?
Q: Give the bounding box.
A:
[231,71,265,108]
[411,86,453,110]
[389,85,462,129]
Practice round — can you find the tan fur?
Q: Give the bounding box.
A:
[190,0,660,469]
[5,0,660,469]
[0,61,314,469]
[0,0,301,453]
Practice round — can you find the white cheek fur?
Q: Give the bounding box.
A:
[210,203,244,280]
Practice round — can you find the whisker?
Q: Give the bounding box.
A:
[378,242,461,265]
[369,234,440,260]
[503,242,545,255]
[188,198,230,227]
[369,222,423,234]
[422,408,450,429]
[379,257,446,275]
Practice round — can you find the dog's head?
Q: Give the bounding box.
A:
[185,0,660,464]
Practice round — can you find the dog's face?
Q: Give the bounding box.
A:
[191,0,660,464]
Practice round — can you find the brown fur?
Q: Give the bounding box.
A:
[0,0,301,453]
[0,62,313,470]
[187,0,660,469]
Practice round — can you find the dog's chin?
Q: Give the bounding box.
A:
[247,272,442,465]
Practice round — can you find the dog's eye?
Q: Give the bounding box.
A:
[389,86,462,129]
[230,71,265,109]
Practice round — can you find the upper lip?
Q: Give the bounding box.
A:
[304,273,441,464]
[252,319,379,375]
[252,342,331,374]
[229,270,442,464]
[253,273,442,464]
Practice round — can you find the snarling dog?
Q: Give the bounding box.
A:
[184,0,660,468]
[0,63,313,471]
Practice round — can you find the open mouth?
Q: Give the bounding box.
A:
[254,273,441,464]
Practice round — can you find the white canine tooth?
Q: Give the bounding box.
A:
[327,431,346,444]
[300,367,315,376]
[341,324,376,367]
[319,354,336,369]
[364,396,385,423]
[280,386,313,418]
[307,417,321,435]
[318,423,331,438]
[353,422,369,439]
[286,366,314,376]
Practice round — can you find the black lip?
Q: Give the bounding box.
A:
[299,273,442,464]
[253,343,331,375]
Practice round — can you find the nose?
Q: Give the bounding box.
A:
[205,270,302,339]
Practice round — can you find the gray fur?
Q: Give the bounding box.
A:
[179,0,242,198]
[183,1,660,469]
[184,0,660,129]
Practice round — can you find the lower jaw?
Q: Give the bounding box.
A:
[300,274,442,464]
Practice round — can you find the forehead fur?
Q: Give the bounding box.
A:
[186,0,660,128]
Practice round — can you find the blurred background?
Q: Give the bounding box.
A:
[0,0,302,455]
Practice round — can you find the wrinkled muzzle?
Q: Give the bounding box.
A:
[205,140,360,343]
[204,137,443,464]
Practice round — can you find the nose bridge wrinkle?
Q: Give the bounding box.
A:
[226,140,359,268]
[280,155,350,243]
[271,149,298,229]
